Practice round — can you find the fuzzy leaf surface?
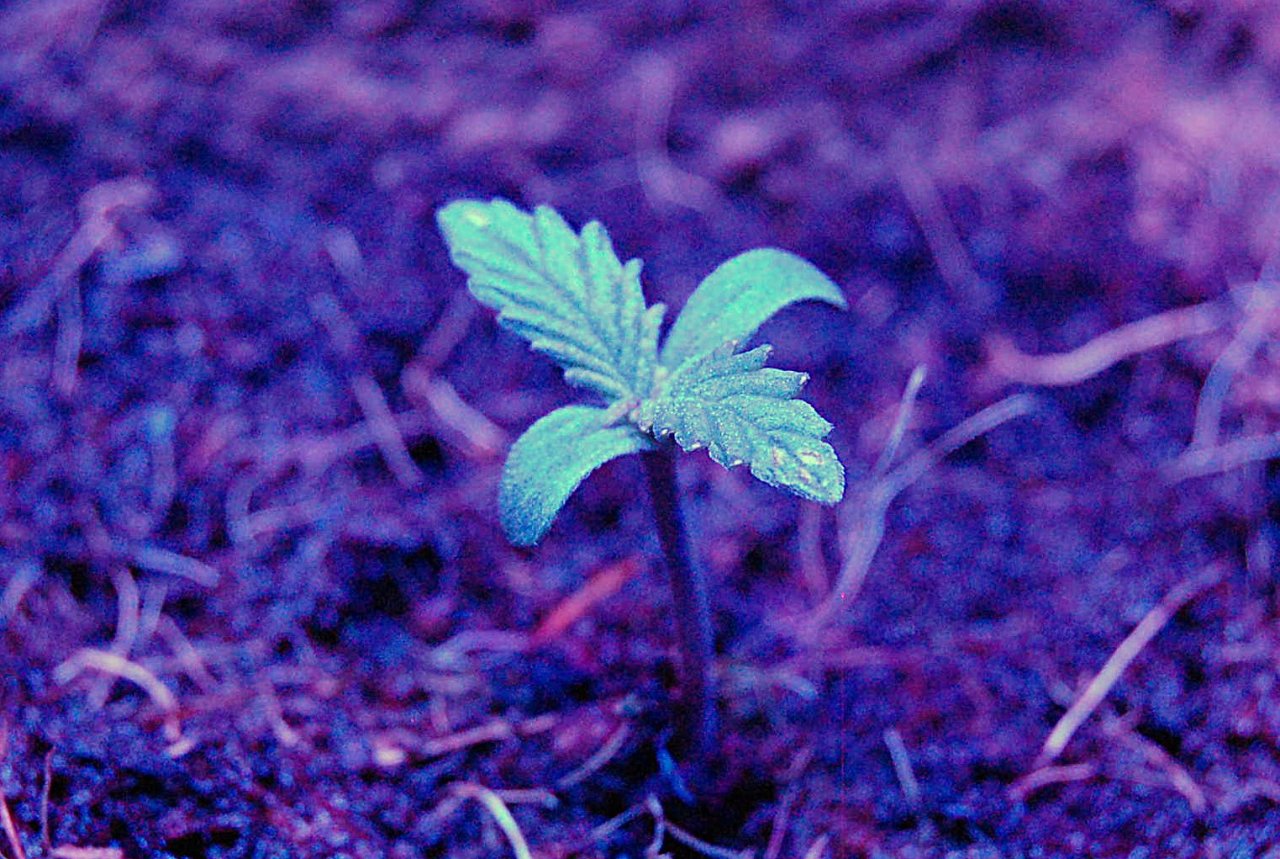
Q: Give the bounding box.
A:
[661,248,846,368]
[438,199,663,401]
[500,405,655,546]
[636,343,844,504]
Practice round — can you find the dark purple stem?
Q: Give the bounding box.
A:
[642,444,718,760]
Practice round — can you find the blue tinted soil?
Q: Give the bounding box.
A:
[2,2,1278,856]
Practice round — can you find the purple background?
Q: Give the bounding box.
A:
[2,1,1279,856]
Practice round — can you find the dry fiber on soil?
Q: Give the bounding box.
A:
[2,1,1280,857]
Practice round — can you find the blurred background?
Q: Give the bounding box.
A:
[2,1,1280,856]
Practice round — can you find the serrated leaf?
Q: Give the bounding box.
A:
[500,405,655,546]
[661,248,846,368]
[636,343,844,504]
[437,199,662,401]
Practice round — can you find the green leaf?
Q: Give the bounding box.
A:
[500,405,655,546]
[636,343,844,504]
[437,198,664,402]
[661,248,846,368]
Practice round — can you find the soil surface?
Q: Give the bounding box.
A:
[3,1,1280,857]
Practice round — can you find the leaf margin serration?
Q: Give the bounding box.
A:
[635,341,845,505]
[436,198,660,402]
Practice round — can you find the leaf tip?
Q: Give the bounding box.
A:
[436,200,494,247]
[497,470,547,548]
[504,525,543,548]
[500,512,545,548]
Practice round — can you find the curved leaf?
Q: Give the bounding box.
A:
[500,405,655,546]
[636,343,844,504]
[661,248,846,368]
[438,199,663,401]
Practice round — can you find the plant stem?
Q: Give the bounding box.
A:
[642,444,718,760]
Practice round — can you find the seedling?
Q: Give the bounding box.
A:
[437,198,846,760]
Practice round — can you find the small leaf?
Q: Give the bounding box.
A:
[500,405,655,546]
[636,343,845,504]
[661,248,846,368]
[437,199,661,401]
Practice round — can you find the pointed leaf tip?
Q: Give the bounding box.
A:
[662,248,846,368]
[436,197,659,401]
[438,200,491,230]
[637,343,845,505]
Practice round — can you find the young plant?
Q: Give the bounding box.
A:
[437,198,846,759]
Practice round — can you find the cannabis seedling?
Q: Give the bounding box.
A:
[437,198,846,759]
